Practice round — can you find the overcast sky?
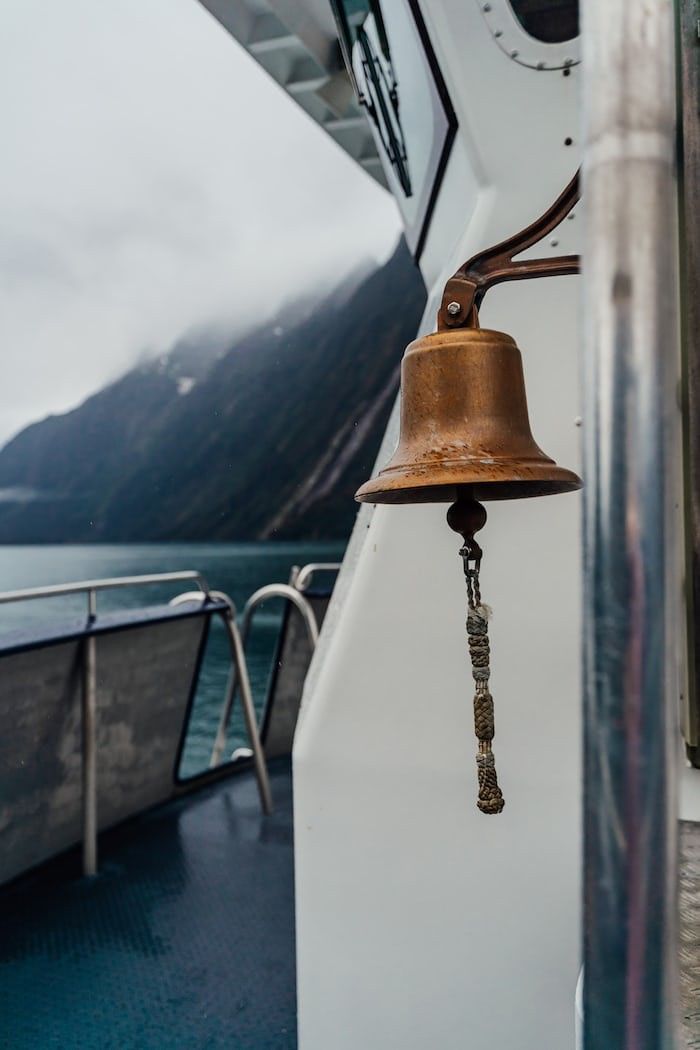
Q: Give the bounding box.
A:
[0,0,400,444]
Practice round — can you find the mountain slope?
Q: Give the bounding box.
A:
[0,241,426,542]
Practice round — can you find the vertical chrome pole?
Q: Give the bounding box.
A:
[581,0,680,1047]
[220,609,273,814]
[209,661,238,769]
[82,588,98,877]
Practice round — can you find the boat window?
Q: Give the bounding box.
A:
[333,0,410,195]
[507,0,579,43]
[330,0,457,256]
[336,1,390,61]
[356,26,411,196]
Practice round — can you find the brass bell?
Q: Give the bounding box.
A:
[355,176,582,815]
[354,326,581,817]
[355,327,581,505]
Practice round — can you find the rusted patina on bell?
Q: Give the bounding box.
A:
[355,327,581,504]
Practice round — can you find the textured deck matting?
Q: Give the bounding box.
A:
[0,760,295,1050]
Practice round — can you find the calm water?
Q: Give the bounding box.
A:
[0,543,344,777]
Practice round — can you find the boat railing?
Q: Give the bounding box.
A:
[0,562,339,882]
[0,570,210,609]
[175,580,322,769]
[0,571,272,878]
[169,588,277,806]
[211,583,321,767]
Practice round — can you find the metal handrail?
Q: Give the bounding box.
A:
[294,562,341,592]
[170,590,273,815]
[0,570,209,608]
[205,584,320,768]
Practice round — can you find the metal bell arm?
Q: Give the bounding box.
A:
[438,170,581,331]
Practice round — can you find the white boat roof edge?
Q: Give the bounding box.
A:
[196,0,388,188]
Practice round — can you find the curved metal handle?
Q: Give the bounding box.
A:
[240,585,320,648]
[209,586,319,773]
[170,589,273,814]
[438,170,580,330]
[294,562,341,593]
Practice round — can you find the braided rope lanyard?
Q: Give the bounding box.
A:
[460,538,505,815]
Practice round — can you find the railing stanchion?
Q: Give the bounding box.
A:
[220,608,273,815]
[82,588,98,877]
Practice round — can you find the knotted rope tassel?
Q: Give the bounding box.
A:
[447,491,505,815]
[466,600,504,814]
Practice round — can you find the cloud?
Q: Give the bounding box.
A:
[0,0,400,443]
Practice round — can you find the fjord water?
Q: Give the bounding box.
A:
[0,542,343,777]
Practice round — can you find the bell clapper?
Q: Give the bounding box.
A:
[447,490,505,815]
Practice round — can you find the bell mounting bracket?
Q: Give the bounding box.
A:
[438,170,581,330]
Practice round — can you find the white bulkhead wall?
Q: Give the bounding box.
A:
[294,2,582,1047]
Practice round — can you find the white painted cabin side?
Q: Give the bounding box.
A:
[292,3,582,1047]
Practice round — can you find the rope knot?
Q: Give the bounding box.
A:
[473,692,495,740]
[464,559,504,814]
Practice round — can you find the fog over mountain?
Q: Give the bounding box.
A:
[0,0,400,445]
[0,242,426,542]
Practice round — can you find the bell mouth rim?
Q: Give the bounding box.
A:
[355,459,582,504]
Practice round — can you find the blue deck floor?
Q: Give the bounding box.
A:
[0,760,296,1050]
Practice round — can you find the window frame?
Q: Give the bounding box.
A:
[329,0,458,260]
[478,0,581,71]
